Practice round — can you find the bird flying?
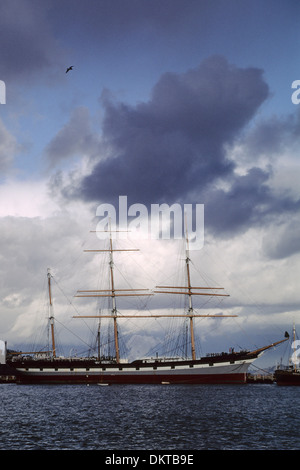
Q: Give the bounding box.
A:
[66,66,74,73]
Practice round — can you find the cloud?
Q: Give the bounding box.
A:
[61,56,268,207]
[45,106,101,167]
[262,216,300,260]
[203,167,300,238]
[0,119,19,172]
[0,206,95,343]
[46,0,209,41]
[228,109,300,168]
[0,179,59,217]
[0,0,64,84]
[45,55,300,253]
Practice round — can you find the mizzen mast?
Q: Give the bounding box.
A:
[154,216,230,360]
[293,322,297,372]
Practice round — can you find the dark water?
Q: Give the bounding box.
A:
[0,383,299,450]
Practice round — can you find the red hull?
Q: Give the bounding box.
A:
[7,340,288,386]
[16,372,247,385]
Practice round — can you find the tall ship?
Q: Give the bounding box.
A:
[274,325,300,386]
[0,224,288,385]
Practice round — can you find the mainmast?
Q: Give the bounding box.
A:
[47,268,56,358]
[109,226,120,362]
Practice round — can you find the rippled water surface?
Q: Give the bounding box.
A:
[0,383,299,450]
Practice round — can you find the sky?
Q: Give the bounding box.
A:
[0,0,300,367]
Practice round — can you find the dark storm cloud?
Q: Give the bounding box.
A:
[0,0,200,85]
[45,107,101,167]
[234,110,300,162]
[50,55,300,245]
[207,109,300,240]
[204,167,300,237]
[46,0,208,38]
[75,56,269,206]
[0,0,63,83]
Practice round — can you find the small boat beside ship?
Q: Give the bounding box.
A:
[0,225,288,385]
[274,325,300,386]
